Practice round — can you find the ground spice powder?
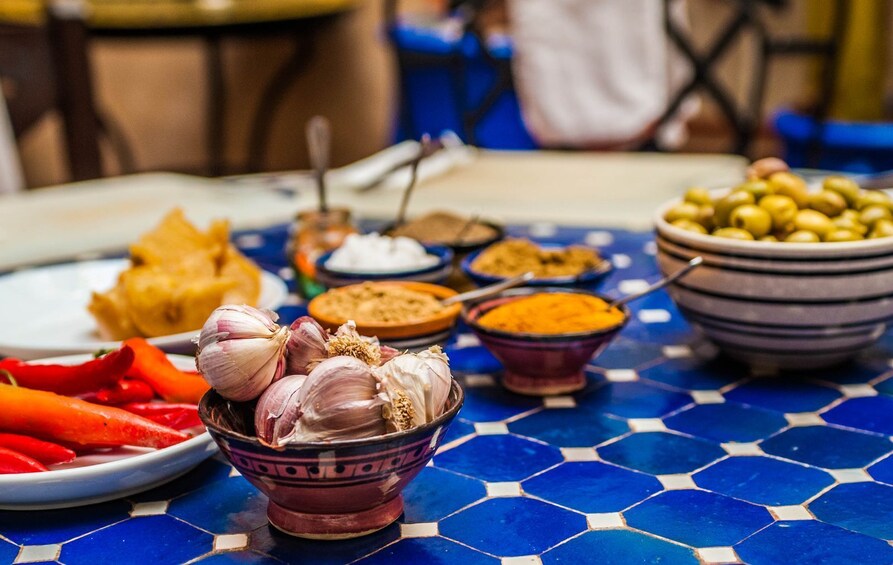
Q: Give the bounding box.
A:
[314,283,445,324]
[477,293,624,334]
[471,239,602,278]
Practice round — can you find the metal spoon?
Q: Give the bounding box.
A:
[607,256,703,310]
[441,272,535,307]
[394,134,433,228]
[306,116,331,213]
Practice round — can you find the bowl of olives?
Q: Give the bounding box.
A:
[654,158,893,369]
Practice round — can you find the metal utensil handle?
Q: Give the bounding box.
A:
[441,272,535,307]
[394,134,432,227]
[608,256,703,310]
[306,116,330,212]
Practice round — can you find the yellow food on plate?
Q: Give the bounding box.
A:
[88,209,262,339]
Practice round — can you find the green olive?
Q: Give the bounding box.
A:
[768,172,810,209]
[859,205,893,229]
[840,209,861,222]
[785,230,821,243]
[793,209,833,238]
[823,176,861,207]
[734,180,773,201]
[825,229,864,242]
[808,190,847,218]
[759,235,778,242]
[869,219,893,239]
[729,205,772,238]
[855,191,892,211]
[664,202,701,223]
[758,194,798,232]
[671,219,708,234]
[831,215,868,235]
[684,187,713,207]
[696,205,716,230]
[714,191,756,227]
[713,227,755,241]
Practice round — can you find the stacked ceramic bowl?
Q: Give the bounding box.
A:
[654,199,893,370]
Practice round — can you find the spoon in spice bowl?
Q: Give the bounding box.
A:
[306,115,331,213]
[606,256,703,310]
[441,272,535,307]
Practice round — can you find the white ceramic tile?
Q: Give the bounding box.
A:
[400,522,438,538]
[618,279,650,295]
[828,469,873,483]
[130,501,168,517]
[662,345,693,359]
[528,223,557,238]
[721,442,763,456]
[657,474,696,490]
[605,369,638,382]
[611,254,632,269]
[486,482,522,497]
[454,334,482,349]
[839,384,877,398]
[643,241,657,256]
[586,512,624,529]
[768,506,812,521]
[283,294,302,306]
[637,309,671,324]
[229,467,242,477]
[628,419,667,433]
[214,533,249,551]
[501,557,541,565]
[696,547,739,564]
[691,391,725,404]
[15,544,61,564]
[585,231,614,247]
[785,413,825,426]
[277,267,295,281]
[543,396,577,409]
[561,448,599,462]
[235,234,265,249]
[475,422,509,435]
[465,374,497,387]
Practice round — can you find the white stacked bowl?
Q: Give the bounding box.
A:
[654,196,893,370]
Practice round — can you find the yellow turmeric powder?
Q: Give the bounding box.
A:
[476,293,625,335]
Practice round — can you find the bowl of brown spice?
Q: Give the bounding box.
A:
[307,281,463,349]
[462,239,613,290]
[385,211,505,255]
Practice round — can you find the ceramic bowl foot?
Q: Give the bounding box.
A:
[267,495,404,540]
[502,371,586,396]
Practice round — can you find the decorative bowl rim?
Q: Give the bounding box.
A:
[198,378,465,450]
[461,241,614,285]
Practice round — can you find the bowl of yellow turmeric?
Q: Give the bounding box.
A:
[462,287,628,396]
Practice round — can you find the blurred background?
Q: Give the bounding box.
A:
[1,0,892,189]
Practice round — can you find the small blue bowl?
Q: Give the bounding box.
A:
[461,244,613,290]
[315,244,454,289]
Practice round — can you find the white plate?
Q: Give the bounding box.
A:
[0,258,289,360]
[0,354,218,510]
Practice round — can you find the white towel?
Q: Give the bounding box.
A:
[507,0,698,149]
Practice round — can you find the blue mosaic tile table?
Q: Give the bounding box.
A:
[4,223,893,565]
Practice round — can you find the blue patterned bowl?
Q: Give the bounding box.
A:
[461,244,613,290]
[315,244,454,289]
[198,380,463,540]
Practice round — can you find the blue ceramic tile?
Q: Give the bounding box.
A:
[434,435,562,482]
[130,458,234,503]
[578,381,691,419]
[167,476,269,534]
[806,359,891,385]
[823,396,893,436]
[523,462,662,513]
[448,347,503,375]
[877,375,893,396]
[0,499,130,545]
[250,523,400,565]
[624,490,772,548]
[440,497,587,557]
[693,456,834,506]
[809,482,893,540]
[723,378,840,413]
[588,338,665,371]
[358,537,498,564]
[598,432,725,475]
[508,408,628,448]
[760,425,893,469]
[735,520,893,565]
[639,358,745,391]
[664,402,787,443]
[868,454,893,486]
[442,418,475,444]
[617,318,693,347]
[401,466,486,522]
[196,551,280,564]
[541,529,698,565]
[60,515,212,565]
[0,539,18,564]
[455,383,542,423]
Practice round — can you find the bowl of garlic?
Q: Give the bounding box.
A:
[194,305,463,540]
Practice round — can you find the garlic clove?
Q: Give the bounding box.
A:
[197,305,280,349]
[375,345,452,432]
[255,374,307,447]
[285,316,329,375]
[325,320,382,366]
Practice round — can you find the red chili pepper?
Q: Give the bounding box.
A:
[120,403,202,431]
[80,379,156,405]
[123,338,209,404]
[0,433,76,465]
[0,346,135,395]
[0,446,48,474]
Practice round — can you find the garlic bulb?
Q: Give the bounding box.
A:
[289,356,387,442]
[375,346,452,432]
[286,316,328,375]
[196,305,289,401]
[255,374,307,447]
[325,321,382,366]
